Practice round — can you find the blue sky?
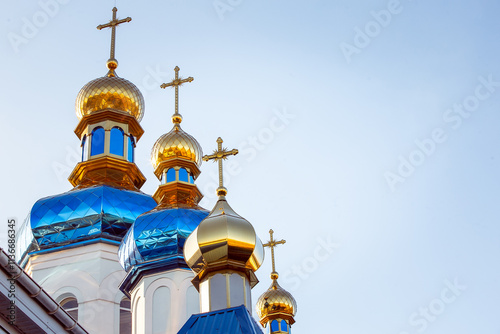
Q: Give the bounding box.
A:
[1,0,500,332]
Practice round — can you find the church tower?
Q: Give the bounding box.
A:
[15,7,157,333]
[256,230,297,333]
[118,67,209,334]
[183,138,265,313]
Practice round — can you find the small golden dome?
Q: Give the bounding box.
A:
[75,73,145,122]
[151,124,203,170]
[184,196,264,275]
[256,278,297,321]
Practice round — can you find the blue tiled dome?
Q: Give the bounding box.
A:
[119,207,209,272]
[16,185,156,262]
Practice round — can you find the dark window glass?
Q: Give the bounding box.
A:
[91,127,105,156]
[166,168,176,183]
[61,297,78,321]
[120,298,132,334]
[81,135,87,161]
[179,168,188,182]
[110,127,124,156]
[127,136,134,162]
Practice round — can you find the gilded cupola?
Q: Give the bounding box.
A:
[256,230,297,333]
[183,137,264,314]
[183,194,264,282]
[151,124,203,171]
[150,66,202,175]
[75,68,145,122]
[68,7,148,191]
[143,66,205,206]
[256,279,297,331]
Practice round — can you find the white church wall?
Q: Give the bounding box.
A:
[24,242,128,334]
[130,268,199,334]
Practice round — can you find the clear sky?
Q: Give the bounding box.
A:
[1,0,500,333]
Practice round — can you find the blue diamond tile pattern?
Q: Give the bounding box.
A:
[27,185,156,250]
[119,207,209,271]
[178,305,264,334]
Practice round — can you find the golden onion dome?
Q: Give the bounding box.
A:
[256,278,297,321]
[75,71,145,122]
[151,123,203,170]
[183,196,264,274]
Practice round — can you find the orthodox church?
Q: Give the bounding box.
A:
[9,7,297,334]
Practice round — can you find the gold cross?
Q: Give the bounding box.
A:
[202,137,238,196]
[263,229,286,279]
[160,66,194,123]
[97,7,131,68]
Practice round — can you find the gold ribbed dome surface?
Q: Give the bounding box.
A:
[184,196,264,274]
[76,74,145,122]
[256,279,297,319]
[151,124,203,170]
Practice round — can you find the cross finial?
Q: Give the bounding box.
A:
[160,66,194,124]
[202,137,238,197]
[263,229,286,280]
[97,7,132,75]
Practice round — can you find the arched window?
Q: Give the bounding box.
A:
[110,127,124,156]
[91,127,105,156]
[179,168,188,182]
[189,174,194,184]
[120,298,132,334]
[153,287,171,334]
[281,320,288,332]
[270,319,279,332]
[81,135,87,161]
[60,297,78,321]
[166,168,176,183]
[127,135,135,162]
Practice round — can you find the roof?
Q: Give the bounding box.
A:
[118,207,209,272]
[177,305,263,334]
[16,185,156,263]
[0,247,88,333]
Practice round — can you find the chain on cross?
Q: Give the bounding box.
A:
[160,66,194,123]
[263,229,286,279]
[202,137,238,196]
